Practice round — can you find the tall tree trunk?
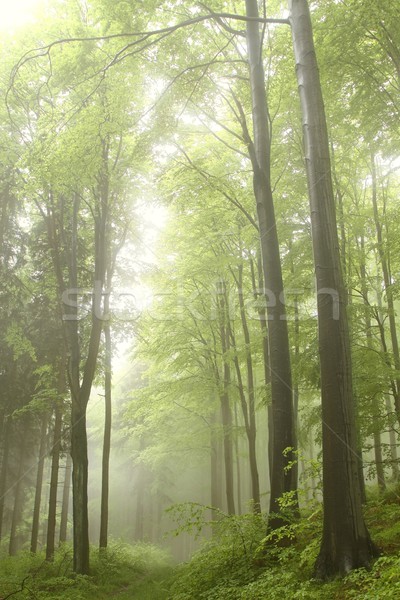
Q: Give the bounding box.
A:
[289,0,377,577]
[59,453,72,544]
[245,0,297,528]
[359,234,385,494]
[135,478,145,541]
[375,281,400,482]
[292,293,300,495]
[67,186,106,573]
[218,282,235,515]
[99,309,112,550]
[155,495,163,543]
[336,158,366,504]
[233,402,242,515]
[0,415,11,542]
[337,187,367,496]
[373,427,386,493]
[40,460,51,546]
[371,153,400,420]
[220,385,235,515]
[385,395,399,481]
[135,437,145,541]
[250,255,274,486]
[46,406,62,561]
[236,262,260,511]
[210,411,223,522]
[375,283,400,414]
[9,429,26,556]
[71,403,90,572]
[309,437,317,499]
[31,415,48,553]
[45,190,89,572]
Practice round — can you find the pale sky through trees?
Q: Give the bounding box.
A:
[0,0,43,32]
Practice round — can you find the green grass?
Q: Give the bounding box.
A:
[0,541,173,599]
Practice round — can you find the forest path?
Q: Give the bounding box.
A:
[107,567,172,600]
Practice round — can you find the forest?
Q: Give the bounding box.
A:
[1,0,400,598]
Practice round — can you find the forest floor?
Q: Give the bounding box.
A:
[94,569,172,599]
[0,542,173,600]
[102,563,172,599]
[2,488,400,599]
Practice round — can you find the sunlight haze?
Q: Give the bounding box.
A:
[0,0,42,32]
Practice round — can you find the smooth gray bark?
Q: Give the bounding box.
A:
[218,283,235,515]
[0,415,11,542]
[31,415,48,553]
[289,0,377,577]
[46,407,62,561]
[9,429,26,556]
[245,0,297,527]
[59,452,72,543]
[99,311,112,549]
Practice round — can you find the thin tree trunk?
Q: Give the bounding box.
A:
[135,437,145,540]
[135,479,144,541]
[218,282,235,515]
[233,402,242,515]
[0,411,4,459]
[220,387,235,515]
[373,427,386,493]
[355,415,367,503]
[289,0,377,577]
[31,415,48,553]
[210,411,223,522]
[309,437,317,498]
[40,460,51,546]
[99,311,112,549]
[0,415,11,543]
[385,396,399,481]
[371,153,400,419]
[292,293,300,495]
[155,496,163,542]
[300,458,310,502]
[46,406,62,561]
[250,255,274,487]
[288,240,300,496]
[359,234,385,494]
[146,494,154,543]
[375,282,400,482]
[375,284,400,411]
[9,429,26,556]
[59,453,72,544]
[236,263,260,511]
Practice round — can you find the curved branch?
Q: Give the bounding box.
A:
[9,11,289,90]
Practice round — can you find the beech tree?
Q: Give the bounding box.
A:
[288,0,378,577]
[245,0,297,526]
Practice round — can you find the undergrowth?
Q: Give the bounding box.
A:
[2,488,400,599]
[168,486,400,600]
[0,541,172,599]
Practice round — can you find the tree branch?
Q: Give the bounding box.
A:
[9,11,289,89]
